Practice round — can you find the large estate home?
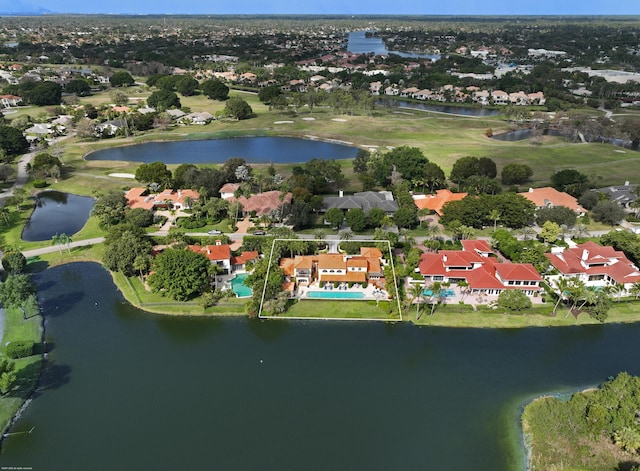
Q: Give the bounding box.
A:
[594,182,639,209]
[418,240,543,296]
[412,189,468,216]
[546,241,640,294]
[280,247,386,286]
[322,191,398,215]
[219,183,292,217]
[125,187,200,211]
[188,240,259,275]
[518,187,586,215]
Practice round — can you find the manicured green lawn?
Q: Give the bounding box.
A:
[0,306,43,435]
[282,300,399,320]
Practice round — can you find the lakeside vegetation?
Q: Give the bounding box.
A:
[523,372,640,471]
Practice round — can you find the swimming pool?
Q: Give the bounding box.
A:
[423,289,456,297]
[307,291,365,300]
[231,273,252,298]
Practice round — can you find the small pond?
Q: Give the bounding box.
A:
[490,128,563,141]
[377,99,500,117]
[86,137,360,164]
[21,191,94,242]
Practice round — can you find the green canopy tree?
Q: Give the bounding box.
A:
[148,248,211,301]
[0,274,36,310]
[92,190,128,229]
[201,79,229,100]
[223,97,253,120]
[324,207,344,229]
[109,71,135,87]
[102,230,153,276]
[135,161,172,187]
[1,251,26,274]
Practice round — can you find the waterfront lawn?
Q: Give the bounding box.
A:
[407,301,640,328]
[282,300,398,320]
[0,306,43,434]
[111,272,246,316]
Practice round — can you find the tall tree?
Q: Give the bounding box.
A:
[148,248,211,301]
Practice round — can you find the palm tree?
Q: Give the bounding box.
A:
[551,277,570,315]
[0,205,9,225]
[59,233,72,253]
[520,226,535,241]
[339,229,354,241]
[409,283,425,319]
[608,282,626,302]
[489,209,501,232]
[51,233,63,254]
[572,223,590,239]
[426,281,442,316]
[630,282,640,300]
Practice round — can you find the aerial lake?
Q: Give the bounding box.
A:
[377,98,501,117]
[85,137,360,164]
[21,191,94,242]
[347,31,441,60]
[3,263,640,470]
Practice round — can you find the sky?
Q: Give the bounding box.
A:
[3,0,640,15]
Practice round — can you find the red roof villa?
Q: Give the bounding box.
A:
[418,240,543,297]
[125,187,200,211]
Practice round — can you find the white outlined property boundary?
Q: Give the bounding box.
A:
[258,238,402,322]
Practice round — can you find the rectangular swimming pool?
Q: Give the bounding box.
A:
[423,289,456,297]
[307,291,365,299]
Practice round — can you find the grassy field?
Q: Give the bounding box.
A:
[281,299,399,320]
[11,87,640,199]
[0,306,43,436]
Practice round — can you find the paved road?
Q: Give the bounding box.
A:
[22,237,106,258]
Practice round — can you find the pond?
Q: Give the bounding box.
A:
[377,98,501,117]
[490,128,563,141]
[347,31,441,60]
[21,191,94,242]
[85,137,360,164]
[3,263,640,470]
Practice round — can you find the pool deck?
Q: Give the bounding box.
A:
[298,282,389,301]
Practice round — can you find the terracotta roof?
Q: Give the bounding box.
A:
[125,187,199,210]
[361,247,383,259]
[419,248,542,291]
[231,251,259,266]
[413,189,468,215]
[294,256,314,270]
[317,254,346,270]
[321,272,367,283]
[546,241,640,284]
[228,191,292,216]
[461,240,493,255]
[518,187,586,213]
[279,258,295,277]
[189,244,231,262]
[347,257,369,268]
[220,183,240,194]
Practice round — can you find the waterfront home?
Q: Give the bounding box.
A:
[418,241,542,297]
[280,247,386,287]
[189,240,231,274]
[545,241,640,295]
[125,187,200,211]
[518,187,586,215]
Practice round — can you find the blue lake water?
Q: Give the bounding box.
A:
[347,31,441,60]
[377,98,501,117]
[21,191,94,242]
[3,262,640,470]
[85,137,360,164]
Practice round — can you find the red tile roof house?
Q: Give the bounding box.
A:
[418,240,543,298]
[545,241,640,295]
[518,187,586,215]
[125,188,200,210]
[189,241,232,274]
[220,184,292,217]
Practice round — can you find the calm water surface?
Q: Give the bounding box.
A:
[347,31,441,60]
[21,191,94,242]
[2,263,640,470]
[86,137,359,164]
[378,98,501,117]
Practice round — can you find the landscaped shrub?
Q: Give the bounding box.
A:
[176,217,206,229]
[32,179,47,188]
[6,340,34,359]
